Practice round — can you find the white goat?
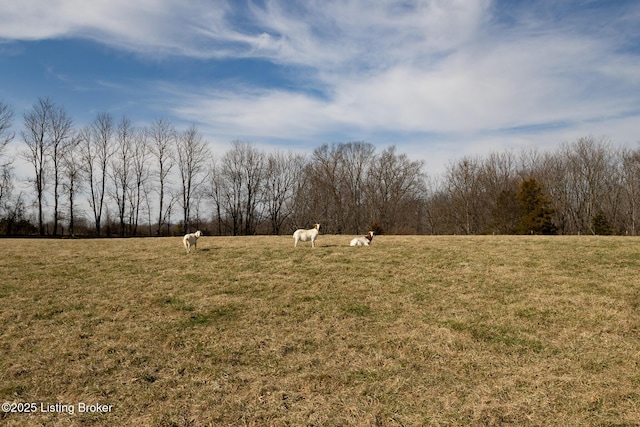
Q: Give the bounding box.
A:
[293,224,320,247]
[350,231,374,246]
[183,230,202,253]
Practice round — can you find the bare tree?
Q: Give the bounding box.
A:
[367,145,426,234]
[444,156,482,234]
[338,142,376,233]
[61,132,84,236]
[307,143,346,233]
[148,118,176,236]
[479,151,518,234]
[421,176,443,234]
[0,100,15,215]
[561,137,614,234]
[241,142,265,235]
[80,112,114,236]
[164,190,180,236]
[143,181,154,236]
[298,142,432,235]
[620,146,640,235]
[0,100,14,166]
[263,151,306,234]
[128,129,152,236]
[0,163,12,217]
[47,102,73,235]
[3,192,28,236]
[208,159,225,235]
[21,98,53,235]
[215,141,265,235]
[289,160,313,232]
[191,188,207,231]
[110,116,135,236]
[176,124,210,234]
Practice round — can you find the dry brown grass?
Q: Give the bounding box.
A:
[1,235,639,426]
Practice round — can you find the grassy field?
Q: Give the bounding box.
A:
[1,235,639,426]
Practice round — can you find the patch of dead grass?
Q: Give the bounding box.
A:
[1,235,639,426]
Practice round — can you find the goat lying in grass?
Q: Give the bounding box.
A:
[350,231,374,246]
[293,224,320,247]
[183,230,202,253]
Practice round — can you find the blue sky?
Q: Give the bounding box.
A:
[1,0,640,177]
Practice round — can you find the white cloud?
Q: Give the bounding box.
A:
[243,0,492,70]
[0,0,493,65]
[160,2,632,140]
[2,0,639,175]
[167,16,640,144]
[0,0,236,57]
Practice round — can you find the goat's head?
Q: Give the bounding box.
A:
[314,224,320,231]
[366,231,374,241]
[195,230,202,238]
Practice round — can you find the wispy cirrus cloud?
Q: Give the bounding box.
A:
[0,0,492,65]
[0,0,239,57]
[165,0,640,143]
[240,0,492,69]
[2,0,640,173]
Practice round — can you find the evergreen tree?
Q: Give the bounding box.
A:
[491,188,519,234]
[591,210,613,235]
[517,178,557,235]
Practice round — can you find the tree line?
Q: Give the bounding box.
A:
[427,137,640,235]
[0,98,639,236]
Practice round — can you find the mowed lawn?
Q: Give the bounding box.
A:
[1,235,639,426]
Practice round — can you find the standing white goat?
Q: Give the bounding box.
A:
[183,230,202,253]
[293,224,320,247]
[350,231,374,246]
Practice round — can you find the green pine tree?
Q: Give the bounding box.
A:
[517,178,557,235]
[591,210,613,235]
[491,188,519,234]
